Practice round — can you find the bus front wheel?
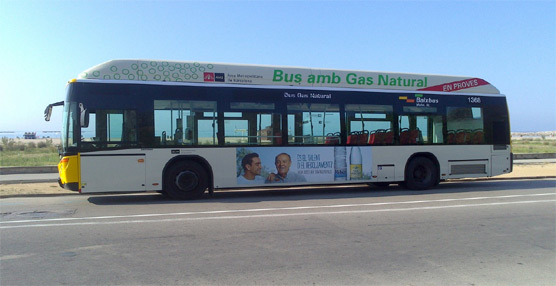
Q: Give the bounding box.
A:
[164,161,208,200]
[404,157,438,190]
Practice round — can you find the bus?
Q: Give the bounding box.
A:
[44,60,512,200]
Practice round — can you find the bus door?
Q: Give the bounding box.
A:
[79,109,147,193]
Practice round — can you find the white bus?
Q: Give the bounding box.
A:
[45,60,512,199]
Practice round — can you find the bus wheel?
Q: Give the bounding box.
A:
[404,157,438,190]
[164,161,208,200]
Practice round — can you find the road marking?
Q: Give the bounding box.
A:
[1,192,554,225]
[1,198,555,229]
[2,192,555,224]
[0,253,36,260]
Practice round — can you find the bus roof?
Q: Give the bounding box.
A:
[78,59,500,94]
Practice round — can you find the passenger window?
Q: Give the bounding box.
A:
[345,104,393,145]
[287,103,340,145]
[447,107,484,144]
[154,100,218,146]
[400,106,443,144]
[224,102,282,145]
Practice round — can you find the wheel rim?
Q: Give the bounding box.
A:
[413,165,428,182]
[175,170,198,192]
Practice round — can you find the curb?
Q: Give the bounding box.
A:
[0,192,78,199]
[447,176,556,182]
[0,179,59,185]
[513,153,556,159]
[0,166,57,175]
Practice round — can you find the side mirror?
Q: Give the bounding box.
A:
[44,105,53,121]
[44,101,64,121]
[79,103,89,128]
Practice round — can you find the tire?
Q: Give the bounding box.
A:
[404,157,438,190]
[164,161,208,200]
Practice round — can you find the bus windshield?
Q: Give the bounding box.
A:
[61,101,79,154]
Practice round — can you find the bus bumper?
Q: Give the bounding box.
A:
[58,178,79,192]
[58,155,80,192]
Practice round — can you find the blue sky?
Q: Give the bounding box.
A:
[1,0,554,132]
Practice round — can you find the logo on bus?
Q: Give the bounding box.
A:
[204,72,225,82]
[399,94,439,107]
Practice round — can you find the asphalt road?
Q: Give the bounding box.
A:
[1,179,555,285]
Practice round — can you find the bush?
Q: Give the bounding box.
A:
[0,137,33,151]
[26,142,37,150]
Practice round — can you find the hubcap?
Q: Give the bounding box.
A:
[175,171,198,192]
[414,166,428,182]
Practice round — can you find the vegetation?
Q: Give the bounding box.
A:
[0,137,60,167]
[511,138,556,154]
[1,136,555,167]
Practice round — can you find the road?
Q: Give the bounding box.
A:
[1,179,555,285]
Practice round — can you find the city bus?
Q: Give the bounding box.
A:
[44,60,512,200]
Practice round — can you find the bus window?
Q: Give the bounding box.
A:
[81,113,96,144]
[107,113,122,141]
[287,103,340,145]
[80,109,137,150]
[224,102,282,145]
[154,100,217,146]
[400,106,443,144]
[447,107,484,144]
[345,104,393,145]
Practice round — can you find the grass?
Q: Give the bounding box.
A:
[0,138,60,167]
[511,139,556,154]
[1,136,555,167]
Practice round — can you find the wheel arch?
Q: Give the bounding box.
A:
[162,155,214,192]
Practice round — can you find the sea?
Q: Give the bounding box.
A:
[0,131,61,139]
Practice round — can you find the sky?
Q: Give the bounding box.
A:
[1,0,554,133]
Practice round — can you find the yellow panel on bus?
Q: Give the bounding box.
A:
[58,154,80,191]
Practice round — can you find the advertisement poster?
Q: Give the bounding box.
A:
[236,146,372,186]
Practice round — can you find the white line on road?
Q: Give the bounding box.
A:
[1,192,554,225]
[1,198,555,229]
[2,192,555,225]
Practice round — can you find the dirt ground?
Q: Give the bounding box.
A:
[496,163,556,179]
[1,163,554,198]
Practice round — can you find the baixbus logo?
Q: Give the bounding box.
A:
[399,95,415,103]
[399,94,439,105]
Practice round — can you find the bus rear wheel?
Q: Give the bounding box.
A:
[404,157,438,190]
[164,161,208,200]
